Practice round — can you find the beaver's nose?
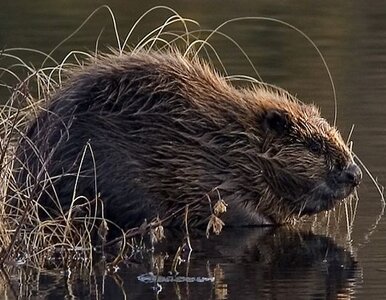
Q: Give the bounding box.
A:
[337,163,362,187]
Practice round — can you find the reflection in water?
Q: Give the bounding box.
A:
[183,228,360,300]
[0,227,360,299]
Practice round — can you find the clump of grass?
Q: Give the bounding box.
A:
[0,6,236,271]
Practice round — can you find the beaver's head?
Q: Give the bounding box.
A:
[253,92,362,220]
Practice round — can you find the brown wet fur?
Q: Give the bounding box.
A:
[12,50,361,230]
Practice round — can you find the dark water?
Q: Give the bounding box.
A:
[1,0,386,299]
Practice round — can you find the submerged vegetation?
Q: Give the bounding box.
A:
[0,5,384,298]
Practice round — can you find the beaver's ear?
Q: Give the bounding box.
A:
[262,110,290,135]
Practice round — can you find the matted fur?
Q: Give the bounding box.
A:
[12,50,360,230]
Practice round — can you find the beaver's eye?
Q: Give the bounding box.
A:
[309,140,322,155]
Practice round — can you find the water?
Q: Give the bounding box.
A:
[1,1,386,299]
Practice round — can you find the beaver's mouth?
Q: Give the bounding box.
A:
[294,181,356,215]
[286,162,362,216]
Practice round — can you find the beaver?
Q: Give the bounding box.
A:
[13,50,362,230]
